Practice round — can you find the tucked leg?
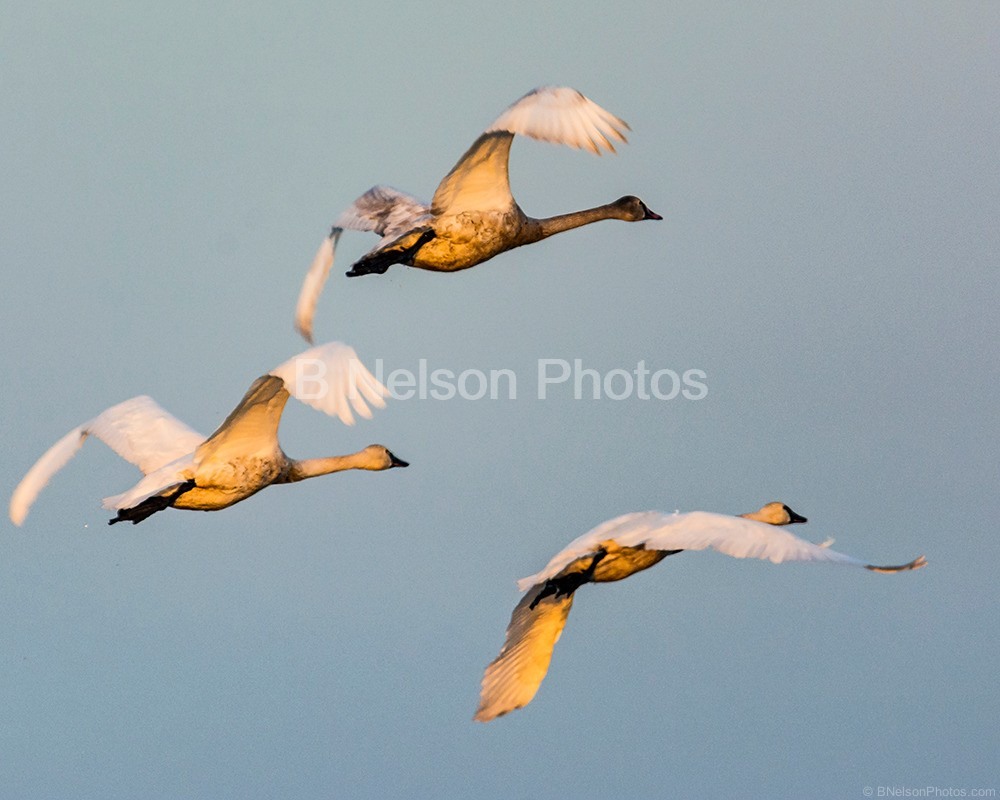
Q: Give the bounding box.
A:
[108,480,196,525]
[529,548,609,610]
[346,228,436,277]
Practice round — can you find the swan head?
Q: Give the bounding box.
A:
[613,195,662,221]
[360,444,409,470]
[743,501,807,525]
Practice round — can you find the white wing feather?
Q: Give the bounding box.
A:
[9,396,204,525]
[334,186,430,236]
[101,453,197,511]
[485,86,630,155]
[474,586,574,722]
[627,511,867,565]
[10,427,88,525]
[294,232,339,344]
[515,512,656,591]
[269,341,388,426]
[518,510,871,591]
[294,187,430,343]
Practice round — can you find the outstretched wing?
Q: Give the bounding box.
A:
[294,187,430,343]
[269,341,388,425]
[475,585,575,722]
[432,86,629,217]
[486,86,630,154]
[9,396,204,525]
[518,510,926,590]
[622,511,915,568]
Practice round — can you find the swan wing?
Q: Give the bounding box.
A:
[431,131,517,216]
[102,453,197,511]
[334,185,430,237]
[90,396,205,473]
[432,87,629,216]
[515,511,655,591]
[10,426,90,525]
[9,396,204,525]
[269,341,388,425]
[518,510,926,589]
[474,586,574,722]
[486,86,630,155]
[624,511,925,572]
[295,231,340,344]
[622,511,868,565]
[294,187,430,343]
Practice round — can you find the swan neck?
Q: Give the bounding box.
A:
[536,203,623,239]
[288,452,366,481]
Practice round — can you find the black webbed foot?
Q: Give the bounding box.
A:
[529,547,609,609]
[108,480,195,526]
[346,228,436,277]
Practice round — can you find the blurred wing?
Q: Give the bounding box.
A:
[9,396,203,526]
[88,396,205,473]
[485,86,630,155]
[294,187,430,343]
[295,231,339,344]
[10,426,87,525]
[335,185,430,237]
[474,586,575,722]
[269,341,388,425]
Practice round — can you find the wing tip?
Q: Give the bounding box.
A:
[472,705,511,723]
[865,554,928,573]
[8,503,26,527]
[294,317,315,345]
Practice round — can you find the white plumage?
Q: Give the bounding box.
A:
[10,342,405,526]
[516,510,877,591]
[484,86,629,154]
[475,503,926,722]
[9,397,205,526]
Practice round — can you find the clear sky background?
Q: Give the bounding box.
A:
[2,2,997,798]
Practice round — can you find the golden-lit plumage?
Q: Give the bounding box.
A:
[9,343,407,526]
[294,87,661,342]
[474,503,925,722]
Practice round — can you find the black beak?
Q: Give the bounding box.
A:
[642,204,663,221]
[783,505,807,524]
[388,452,409,468]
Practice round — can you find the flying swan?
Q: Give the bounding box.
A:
[9,342,407,526]
[294,86,662,342]
[474,502,926,722]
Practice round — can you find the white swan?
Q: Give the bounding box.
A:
[9,342,407,526]
[294,86,662,342]
[474,502,926,722]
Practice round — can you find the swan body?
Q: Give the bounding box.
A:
[294,86,662,342]
[9,342,407,526]
[474,502,926,722]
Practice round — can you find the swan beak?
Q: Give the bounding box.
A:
[388,452,409,468]
[642,205,663,221]
[783,505,808,524]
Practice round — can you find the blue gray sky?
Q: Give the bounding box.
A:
[2,2,998,798]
